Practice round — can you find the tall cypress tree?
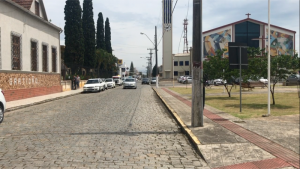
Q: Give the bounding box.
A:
[64,0,85,74]
[129,62,134,76]
[105,18,112,54]
[82,0,95,71]
[96,12,105,50]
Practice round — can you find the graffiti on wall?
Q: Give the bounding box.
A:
[0,72,61,90]
[266,29,294,56]
[204,29,231,58]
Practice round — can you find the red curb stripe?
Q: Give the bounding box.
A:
[161,88,299,169]
[214,158,291,169]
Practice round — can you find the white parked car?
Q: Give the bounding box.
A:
[100,78,108,90]
[83,79,105,92]
[105,78,116,88]
[123,78,137,89]
[213,79,226,86]
[259,77,268,84]
[0,88,6,124]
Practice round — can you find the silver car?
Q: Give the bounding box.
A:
[123,78,137,89]
[105,78,116,88]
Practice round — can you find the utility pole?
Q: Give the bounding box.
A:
[147,48,154,79]
[155,26,159,88]
[191,0,203,127]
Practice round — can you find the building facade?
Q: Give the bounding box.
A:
[162,0,173,79]
[203,17,296,58]
[173,53,191,77]
[0,0,62,101]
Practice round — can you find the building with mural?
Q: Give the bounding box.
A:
[0,0,62,101]
[203,16,296,58]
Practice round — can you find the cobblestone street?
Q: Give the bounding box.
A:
[0,84,208,169]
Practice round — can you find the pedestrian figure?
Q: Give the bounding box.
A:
[76,75,80,88]
[73,76,77,90]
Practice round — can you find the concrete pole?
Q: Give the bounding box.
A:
[191,0,203,127]
[267,0,271,116]
[155,26,159,88]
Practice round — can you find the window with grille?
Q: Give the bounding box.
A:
[42,45,48,72]
[179,61,184,66]
[31,41,38,71]
[185,61,189,66]
[12,35,21,70]
[174,61,178,66]
[52,47,57,72]
[35,1,40,16]
[174,71,178,76]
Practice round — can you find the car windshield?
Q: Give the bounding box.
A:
[113,77,120,79]
[106,78,112,82]
[152,77,156,80]
[86,80,98,84]
[125,79,135,82]
[142,78,148,81]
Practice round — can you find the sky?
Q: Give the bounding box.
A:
[43,0,299,74]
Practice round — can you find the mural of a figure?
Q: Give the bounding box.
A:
[204,29,231,58]
[267,29,294,56]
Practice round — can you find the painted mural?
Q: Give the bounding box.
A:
[204,29,231,58]
[266,29,294,56]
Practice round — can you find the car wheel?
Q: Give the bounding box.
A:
[0,105,3,124]
[0,105,4,124]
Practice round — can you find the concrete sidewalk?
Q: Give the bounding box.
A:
[153,87,299,169]
[6,89,83,112]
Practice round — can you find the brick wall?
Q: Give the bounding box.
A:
[0,71,62,102]
[3,86,62,102]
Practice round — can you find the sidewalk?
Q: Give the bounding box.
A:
[153,87,299,169]
[6,89,83,112]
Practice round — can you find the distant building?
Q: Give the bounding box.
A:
[173,53,191,77]
[0,0,62,101]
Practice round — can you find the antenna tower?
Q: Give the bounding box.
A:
[183,19,189,53]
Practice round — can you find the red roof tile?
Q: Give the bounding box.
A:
[11,0,33,10]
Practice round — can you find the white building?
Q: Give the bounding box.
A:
[0,0,62,101]
[173,53,191,77]
[162,0,173,79]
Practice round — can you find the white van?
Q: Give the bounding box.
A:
[112,76,123,86]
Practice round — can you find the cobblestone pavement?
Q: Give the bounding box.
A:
[0,84,208,168]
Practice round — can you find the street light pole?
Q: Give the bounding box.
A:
[267,0,271,116]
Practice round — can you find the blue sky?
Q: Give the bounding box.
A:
[44,0,299,74]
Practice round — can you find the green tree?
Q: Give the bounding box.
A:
[152,64,158,77]
[95,49,118,78]
[269,54,299,104]
[96,12,105,50]
[203,49,238,97]
[129,62,134,76]
[64,0,85,74]
[105,18,112,54]
[82,0,96,73]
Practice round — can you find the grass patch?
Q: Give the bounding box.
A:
[168,87,299,119]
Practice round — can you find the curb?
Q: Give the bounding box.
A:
[152,87,207,162]
[6,92,82,112]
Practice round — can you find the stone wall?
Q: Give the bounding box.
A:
[0,71,62,101]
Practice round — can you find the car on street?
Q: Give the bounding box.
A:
[259,77,268,84]
[105,78,116,88]
[183,76,192,84]
[0,88,6,124]
[286,74,300,86]
[213,79,225,86]
[83,79,105,92]
[112,76,123,86]
[141,78,149,85]
[151,77,157,84]
[123,78,137,89]
[100,78,108,90]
